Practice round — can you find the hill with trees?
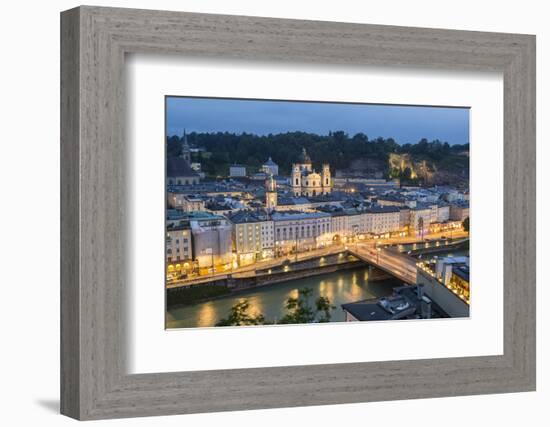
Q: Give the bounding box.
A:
[167,131,469,185]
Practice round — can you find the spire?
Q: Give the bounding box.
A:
[180,128,191,162]
[182,128,189,148]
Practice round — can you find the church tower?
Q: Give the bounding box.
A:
[181,129,191,163]
[321,163,331,195]
[291,164,302,196]
[265,174,278,212]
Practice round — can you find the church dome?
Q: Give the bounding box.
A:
[264,156,277,166]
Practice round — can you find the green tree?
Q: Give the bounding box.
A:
[278,288,335,324]
[216,300,266,326]
[166,131,468,181]
[462,216,470,232]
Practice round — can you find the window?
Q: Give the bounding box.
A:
[295,178,299,185]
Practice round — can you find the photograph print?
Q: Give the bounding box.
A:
[165,97,470,329]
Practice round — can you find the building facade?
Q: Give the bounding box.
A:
[229,211,275,265]
[364,206,401,236]
[261,157,279,176]
[229,164,247,177]
[167,192,206,211]
[188,212,233,272]
[450,202,469,221]
[166,223,194,278]
[436,204,450,222]
[291,148,331,197]
[409,207,432,237]
[272,211,333,255]
[265,175,278,212]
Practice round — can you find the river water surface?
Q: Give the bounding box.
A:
[166,267,400,328]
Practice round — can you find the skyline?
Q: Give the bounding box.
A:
[166,96,470,146]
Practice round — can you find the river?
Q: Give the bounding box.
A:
[166,266,401,328]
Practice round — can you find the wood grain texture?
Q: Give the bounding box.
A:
[60,7,80,419]
[60,6,536,420]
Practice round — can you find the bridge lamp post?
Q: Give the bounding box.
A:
[376,246,381,264]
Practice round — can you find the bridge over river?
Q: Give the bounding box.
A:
[348,244,418,284]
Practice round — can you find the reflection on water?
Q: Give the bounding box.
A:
[167,267,400,328]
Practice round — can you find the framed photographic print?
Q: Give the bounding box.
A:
[164,97,471,329]
[61,6,536,420]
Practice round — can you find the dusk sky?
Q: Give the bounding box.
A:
[166,97,470,145]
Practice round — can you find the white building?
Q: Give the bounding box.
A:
[443,189,467,203]
[291,148,331,196]
[450,203,469,221]
[188,212,233,271]
[229,211,274,265]
[272,211,333,255]
[229,164,247,177]
[166,225,193,263]
[436,204,450,222]
[261,157,279,177]
[345,211,363,236]
[364,206,401,235]
[330,212,349,240]
[166,223,194,278]
[167,192,206,211]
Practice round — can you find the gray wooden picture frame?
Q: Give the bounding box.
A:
[60,5,536,420]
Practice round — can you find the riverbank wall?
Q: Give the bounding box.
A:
[394,239,469,257]
[167,253,365,307]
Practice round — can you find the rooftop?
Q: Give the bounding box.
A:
[271,210,331,221]
[228,210,266,224]
[263,157,278,166]
[167,210,226,221]
[166,157,199,178]
[342,285,447,321]
[366,205,401,214]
